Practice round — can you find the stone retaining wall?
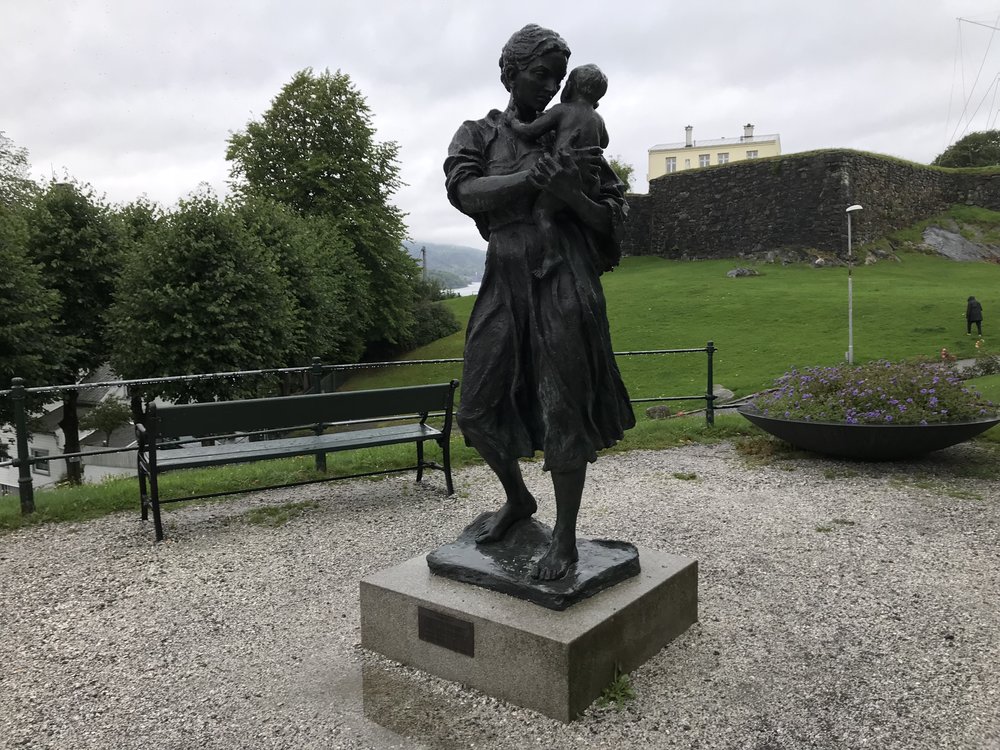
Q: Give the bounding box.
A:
[621,149,1000,259]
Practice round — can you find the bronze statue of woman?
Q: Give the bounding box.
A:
[444,24,634,581]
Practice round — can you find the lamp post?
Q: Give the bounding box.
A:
[845,204,863,364]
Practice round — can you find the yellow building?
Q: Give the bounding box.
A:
[647,124,781,181]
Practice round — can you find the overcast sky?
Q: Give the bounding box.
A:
[5,0,1000,250]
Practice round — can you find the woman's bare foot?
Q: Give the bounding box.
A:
[474,495,537,544]
[531,536,578,581]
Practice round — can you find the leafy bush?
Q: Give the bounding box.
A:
[751,360,997,425]
[402,301,461,350]
[932,130,1000,168]
[415,276,459,301]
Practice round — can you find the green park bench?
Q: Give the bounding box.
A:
[135,381,458,541]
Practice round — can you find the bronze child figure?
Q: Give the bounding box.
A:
[507,63,610,275]
[444,25,634,581]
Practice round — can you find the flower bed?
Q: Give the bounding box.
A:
[738,360,1000,460]
[750,359,996,425]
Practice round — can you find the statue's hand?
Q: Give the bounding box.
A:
[527,130,602,199]
[528,149,584,202]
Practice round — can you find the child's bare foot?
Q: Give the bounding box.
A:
[531,537,578,581]
[474,495,537,544]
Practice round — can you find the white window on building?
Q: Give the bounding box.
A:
[684,158,691,169]
[746,150,759,159]
[698,154,710,168]
[665,156,677,173]
[717,152,729,165]
[31,448,50,476]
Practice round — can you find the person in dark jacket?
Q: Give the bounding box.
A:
[966,296,984,336]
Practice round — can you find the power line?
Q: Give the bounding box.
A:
[958,16,1000,32]
[945,21,961,149]
[991,71,1000,129]
[950,14,1000,144]
[965,73,1000,130]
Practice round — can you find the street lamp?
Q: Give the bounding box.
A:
[845,204,863,364]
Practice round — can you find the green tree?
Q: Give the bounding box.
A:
[0,131,37,209]
[226,68,419,349]
[79,395,133,446]
[109,190,297,403]
[0,203,61,426]
[115,196,164,245]
[110,198,167,420]
[932,130,1000,168]
[26,181,122,483]
[608,155,635,193]
[236,197,371,365]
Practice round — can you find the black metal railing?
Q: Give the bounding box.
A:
[1,341,717,515]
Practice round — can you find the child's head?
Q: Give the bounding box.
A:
[561,64,608,106]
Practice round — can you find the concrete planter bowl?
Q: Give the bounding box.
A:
[737,406,1000,460]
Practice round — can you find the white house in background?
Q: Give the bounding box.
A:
[647,124,782,181]
[0,365,136,496]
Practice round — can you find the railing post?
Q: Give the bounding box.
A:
[11,378,35,514]
[309,358,327,472]
[705,341,716,427]
[309,357,324,395]
[127,385,146,426]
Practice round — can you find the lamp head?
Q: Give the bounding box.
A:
[846,204,863,213]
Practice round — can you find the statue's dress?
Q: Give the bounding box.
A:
[444,108,635,472]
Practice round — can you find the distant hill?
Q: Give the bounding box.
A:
[403,240,486,287]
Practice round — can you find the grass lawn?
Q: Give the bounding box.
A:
[4,251,999,533]
[344,251,1000,404]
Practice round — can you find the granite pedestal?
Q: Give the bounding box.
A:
[360,547,697,721]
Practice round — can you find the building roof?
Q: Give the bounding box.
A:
[650,134,780,152]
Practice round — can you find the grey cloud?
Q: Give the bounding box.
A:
[4,0,1000,248]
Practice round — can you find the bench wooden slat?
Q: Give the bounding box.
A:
[153,383,456,438]
[156,424,443,471]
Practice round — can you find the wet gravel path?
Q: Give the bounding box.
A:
[1,442,998,749]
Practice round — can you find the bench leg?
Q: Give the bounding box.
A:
[149,472,165,542]
[415,440,425,484]
[440,436,454,496]
[138,465,149,521]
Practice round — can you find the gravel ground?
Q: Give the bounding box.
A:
[1,441,999,750]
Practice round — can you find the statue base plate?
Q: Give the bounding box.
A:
[426,513,640,611]
[360,547,697,722]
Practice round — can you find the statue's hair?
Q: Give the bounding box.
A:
[499,24,571,92]
[563,64,607,105]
